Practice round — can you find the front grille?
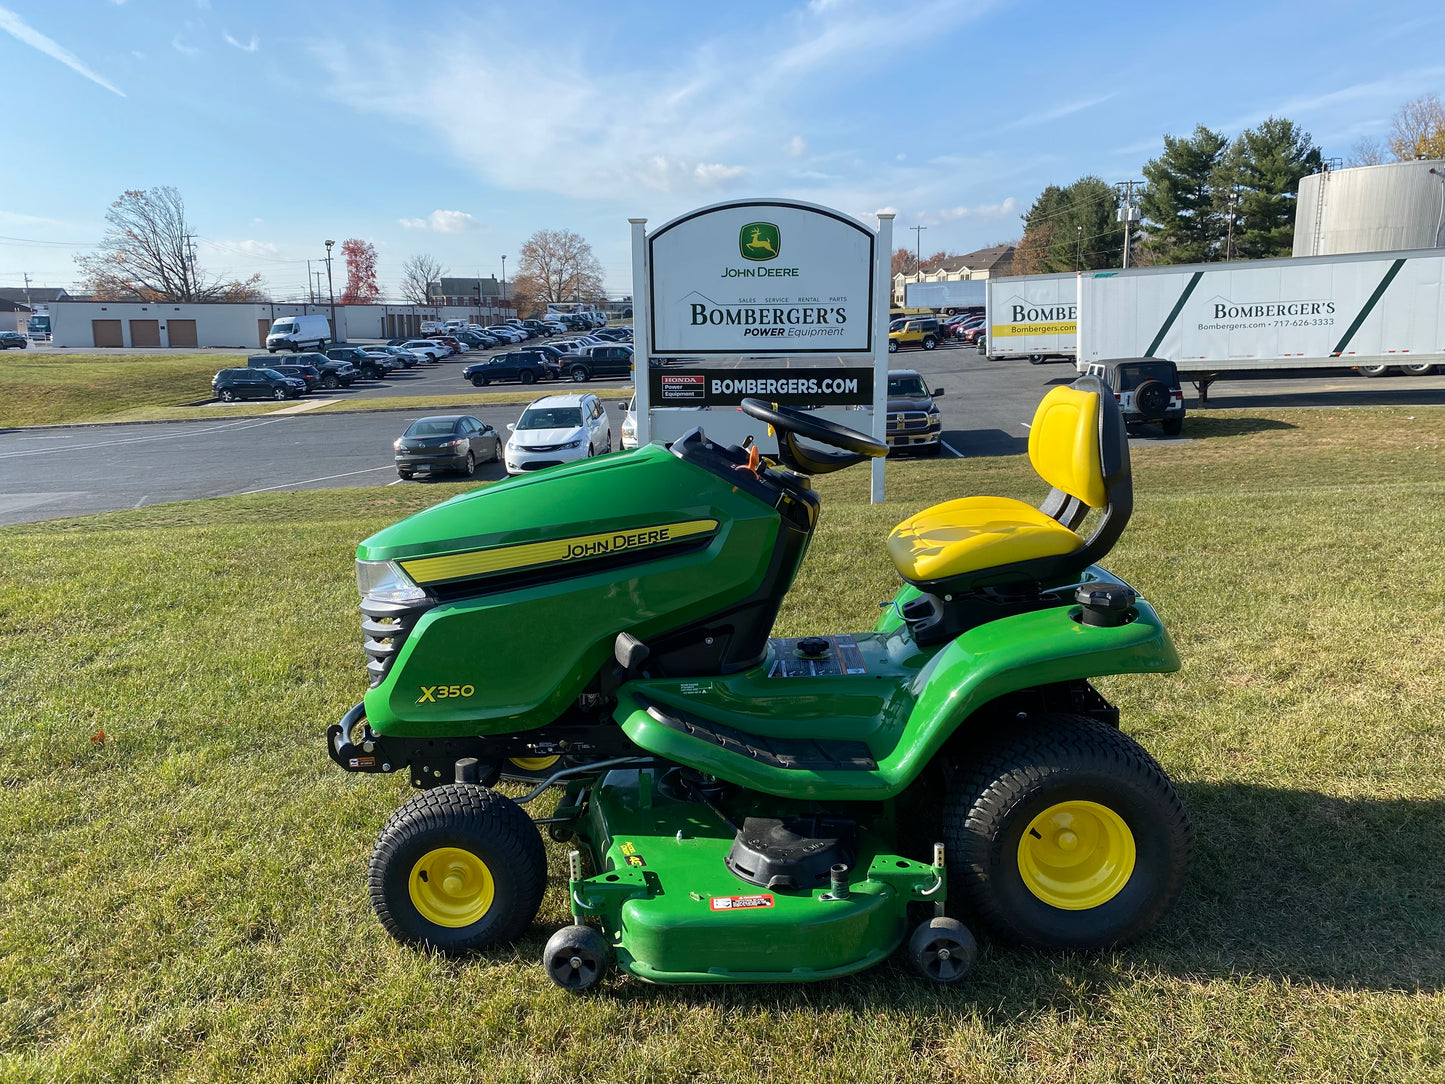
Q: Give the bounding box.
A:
[520,443,572,453]
[888,411,932,431]
[360,596,435,687]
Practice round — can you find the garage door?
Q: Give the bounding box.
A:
[168,319,198,347]
[92,320,123,347]
[258,319,271,347]
[130,319,161,347]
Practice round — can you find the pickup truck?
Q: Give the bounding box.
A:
[559,344,634,382]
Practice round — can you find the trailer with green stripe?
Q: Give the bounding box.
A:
[1076,248,1445,399]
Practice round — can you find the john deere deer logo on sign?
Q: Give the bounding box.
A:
[739,222,781,262]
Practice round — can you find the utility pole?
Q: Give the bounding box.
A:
[307,260,314,303]
[1075,225,1083,271]
[22,272,32,310]
[1116,179,1142,268]
[1225,189,1239,261]
[910,224,927,280]
[324,239,336,339]
[500,254,507,319]
[183,233,199,300]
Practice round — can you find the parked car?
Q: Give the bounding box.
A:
[1081,357,1186,436]
[265,313,332,352]
[503,392,612,474]
[486,326,523,343]
[463,350,558,386]
[885,369,945,455]
[278,350,360,386]
[393,414,501,479]
[247,356,321,393]
[213,367,305,401]
[888,316,942,352]
[541,320,567,335]
[619,395,637,449]
[562,343,634,382]
[363,344,420,368]
[429,335,468,353]
[324,346,394,380]
[0,331,28,349]
[399,339,446,362]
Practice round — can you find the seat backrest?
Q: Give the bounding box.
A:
[1028,384,1108,508]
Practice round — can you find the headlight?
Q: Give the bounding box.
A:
[561,439,583,450]
[355,559,427,603]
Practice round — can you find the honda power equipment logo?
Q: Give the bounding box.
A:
[739,222,781,262]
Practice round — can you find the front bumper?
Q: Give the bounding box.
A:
[396,450,468,472]
[886,412,941,447]
[505,442,586,473]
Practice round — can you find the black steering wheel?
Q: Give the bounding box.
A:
[739,398,889,475]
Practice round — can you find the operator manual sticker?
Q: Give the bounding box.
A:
[709,893,775,911]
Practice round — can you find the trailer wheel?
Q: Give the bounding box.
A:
[1401,363,1437,376]
[1028,355,1047,365]
[943,714,1192,950]
[1358,363,1392,377]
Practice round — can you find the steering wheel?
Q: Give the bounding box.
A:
[739,398,889,475]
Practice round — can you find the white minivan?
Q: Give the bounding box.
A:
[266,314,332,353]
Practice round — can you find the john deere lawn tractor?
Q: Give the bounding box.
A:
[327,377,1193,988]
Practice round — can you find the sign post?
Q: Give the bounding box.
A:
[871,213,893,503]
[632,198,891,502]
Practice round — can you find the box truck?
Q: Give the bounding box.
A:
[1077,248,1445,399]
[984,273,1078,363]
[904,279,986,313]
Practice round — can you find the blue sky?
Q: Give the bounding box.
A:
[3,0,1443,299]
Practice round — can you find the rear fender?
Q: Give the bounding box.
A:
[881,598,1179,787]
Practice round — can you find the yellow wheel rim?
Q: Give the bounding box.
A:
[408,847,495,927]
[1018,800,1136,910]
[508,755,560,772]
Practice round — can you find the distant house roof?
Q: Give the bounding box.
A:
[0,287,70,305]
[928,244,1016,275]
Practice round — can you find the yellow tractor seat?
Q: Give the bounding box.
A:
[887,497,1084,583]
[886,377,1132,594]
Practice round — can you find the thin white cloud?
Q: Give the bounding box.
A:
[313,0,999,203]
[399,209,481,233]
[172,34,200,56]
[0,5,125,96]
[916,197,1017,226]
[785,135,807,157]
[978,93,1116,137]
[224,32,260,53]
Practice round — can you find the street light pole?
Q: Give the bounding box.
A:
[910,224,927,298]
[324,239,336,340]
[500,255,506,320]
[1075,226,1082,271]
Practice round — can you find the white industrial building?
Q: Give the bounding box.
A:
[46,301,515,349]
[1295,159,1445,257]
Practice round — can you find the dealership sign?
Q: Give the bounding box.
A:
[648,201,876,355]
[649,366,873,407]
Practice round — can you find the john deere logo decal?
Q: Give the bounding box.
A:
[739,222,780,262]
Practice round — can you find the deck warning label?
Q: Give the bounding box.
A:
[709,893,775,911]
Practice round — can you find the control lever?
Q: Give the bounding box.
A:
[614,631,651,676]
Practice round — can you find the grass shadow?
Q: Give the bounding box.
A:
[537,782,1442,1010]
[1165,416,1299,439]
[941,428,1029,457]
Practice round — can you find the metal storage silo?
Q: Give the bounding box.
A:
[1294,159,1445,256]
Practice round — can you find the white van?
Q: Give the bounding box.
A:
[266,314,332,353]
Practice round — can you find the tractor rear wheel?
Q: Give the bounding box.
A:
[943,714,1192,950]
[369,784,546,955]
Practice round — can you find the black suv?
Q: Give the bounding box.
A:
[463,351,559,386]
[213,368,305,401]
[561,344,634,382]
[247,356,321,393]
[1083,357,1186,436]
[324,346,394,380]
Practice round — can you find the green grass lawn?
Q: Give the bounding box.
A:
[0,353,623,427]
[1,407,1442,1082]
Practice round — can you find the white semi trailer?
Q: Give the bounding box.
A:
[984,273,1078,363]
[1077,248,1445,400]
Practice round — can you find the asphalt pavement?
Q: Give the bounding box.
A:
[2,338,1443,527]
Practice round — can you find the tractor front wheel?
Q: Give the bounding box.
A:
[943,714,1192,950]
[369,784,546,955]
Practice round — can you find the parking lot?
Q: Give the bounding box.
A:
[3,334,1444,527]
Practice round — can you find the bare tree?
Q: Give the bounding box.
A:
[1389,92,1445,160]
[400,253,445,305]
[1347,136,1388,167]
[512,229,606,309]
[74,187,264,301]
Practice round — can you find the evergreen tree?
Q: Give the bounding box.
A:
[1016,177,1123,274]
[1138,126,1229,263]
[1229,117,1321,259]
